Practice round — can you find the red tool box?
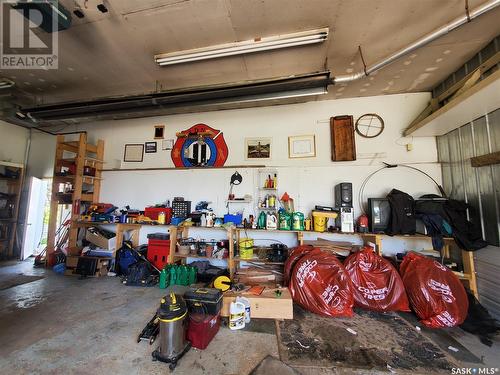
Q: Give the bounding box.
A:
[144,207,172,224]
[187,313,220,350]
[147,233,170,270]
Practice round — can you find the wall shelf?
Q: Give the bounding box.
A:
[101,164,266,172]
[47,134,105,265]
[0,161,24,259]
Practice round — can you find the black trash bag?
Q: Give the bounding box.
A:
[460,291,499,347]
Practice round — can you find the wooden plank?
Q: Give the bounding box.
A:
[168,226,178,264]
[471,151,500,167]
[101,164,266,172]
[221,288,293,319]
[228,227,235,279]
[437,51,500,103]
[462,250,478,299]
[404,68,500,136]
[450,69,481,101]
[92,139,104,203]
[330,116,356,161]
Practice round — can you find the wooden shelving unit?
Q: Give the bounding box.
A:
[0,161,24,259]
[46,134,104,266]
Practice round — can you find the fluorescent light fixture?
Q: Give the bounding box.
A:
[222,86,328,105]
[0,79,15,89]
[155,28,328,66]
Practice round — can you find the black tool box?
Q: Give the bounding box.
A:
[184,287,222,315]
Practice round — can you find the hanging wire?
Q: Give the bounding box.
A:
[358,162,446,214]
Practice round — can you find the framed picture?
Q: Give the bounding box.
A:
[162,139,174,150]
[154,125,165,139]
[288,135,316,158]
[245,138,272,160]
[123,144,144,162]
[145,141,157,153]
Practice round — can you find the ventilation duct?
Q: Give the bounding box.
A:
[332,0,500,83]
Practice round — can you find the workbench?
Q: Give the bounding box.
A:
[70,221,478,298]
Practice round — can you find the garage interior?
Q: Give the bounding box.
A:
[1,0,500,373]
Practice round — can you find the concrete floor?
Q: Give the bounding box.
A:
[0,260,499,375]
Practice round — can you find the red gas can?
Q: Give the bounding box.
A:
[187,314,220,350]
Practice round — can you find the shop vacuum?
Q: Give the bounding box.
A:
[152,293,191,370]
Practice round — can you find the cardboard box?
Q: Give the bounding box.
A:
[65,255,79,268]
[221,288,293,320]
[85,231,116,251]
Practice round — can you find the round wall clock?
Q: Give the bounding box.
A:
[355,113,385,138]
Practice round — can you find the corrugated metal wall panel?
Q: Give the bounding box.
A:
[475,246,500,320]
[447,129,465,201]
[437,107,500,319]
[460,125,481,224]
[436,135,453,197]
[473,117,499,244]
[489,108,500,152]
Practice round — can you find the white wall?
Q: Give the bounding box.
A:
[61,93,441,253]
[0,120,28,165]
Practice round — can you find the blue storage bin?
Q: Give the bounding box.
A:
[223,214,242,226]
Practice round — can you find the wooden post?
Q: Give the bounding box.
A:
[462,250,479,299]
[228,227,235,279]
[296,231,304,246]
[67,134,86,254]
[92,139,105,203]
[361,234,382,255]
[168,226,178,264]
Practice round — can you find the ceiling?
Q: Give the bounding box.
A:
[1,0,500,120]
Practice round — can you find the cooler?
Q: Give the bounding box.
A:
[184,287,222,315]
[147,233,170,270]
[187,313,220,350]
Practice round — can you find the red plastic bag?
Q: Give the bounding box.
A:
[400,252,468,328]
[289,248,354,317]
[344,247,410,312]
[284,245,314,286]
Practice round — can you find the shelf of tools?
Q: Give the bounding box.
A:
[0,161,25,259]
[46,133,105,266]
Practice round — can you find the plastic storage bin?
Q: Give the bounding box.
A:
[144,207,172,224]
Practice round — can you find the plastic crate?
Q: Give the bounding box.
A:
[172,200,191,218]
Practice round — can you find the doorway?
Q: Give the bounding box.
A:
[20,177,49,260]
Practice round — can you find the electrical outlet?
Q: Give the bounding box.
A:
[406,143,413,152]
